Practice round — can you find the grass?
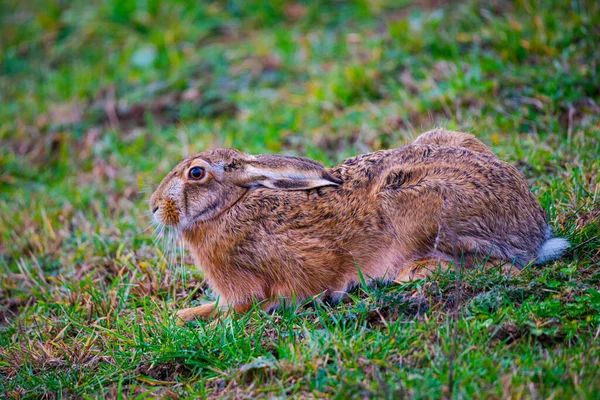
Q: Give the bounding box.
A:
[1,0,599,398]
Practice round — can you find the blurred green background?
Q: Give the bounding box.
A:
[1,0,599,398]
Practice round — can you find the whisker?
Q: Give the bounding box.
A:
[153,224,167,254]
[140,224,155,234]
[151,225,162,248]
[156,227,169,268]
[168,228,175,270]
[169,227,178,271]
[178,234,187,286]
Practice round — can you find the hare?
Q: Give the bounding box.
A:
[150,129,569,321]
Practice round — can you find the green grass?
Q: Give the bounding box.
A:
[1,0,599,398]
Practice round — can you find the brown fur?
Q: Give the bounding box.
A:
[150,130,555,321]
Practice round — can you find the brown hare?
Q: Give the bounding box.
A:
[149,129,569,321]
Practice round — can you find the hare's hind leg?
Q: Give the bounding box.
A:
[395,258,452,282]
[394,257,519,283]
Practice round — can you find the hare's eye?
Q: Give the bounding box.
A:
[189,167,206,180]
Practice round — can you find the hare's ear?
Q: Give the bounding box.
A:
[228,154,342,190]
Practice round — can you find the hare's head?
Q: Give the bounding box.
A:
[149,148,342,231]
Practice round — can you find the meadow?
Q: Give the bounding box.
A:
[1,0,599,398]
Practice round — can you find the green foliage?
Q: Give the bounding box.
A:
[1,0,599,398]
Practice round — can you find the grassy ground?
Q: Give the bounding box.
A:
[1,0,599,398]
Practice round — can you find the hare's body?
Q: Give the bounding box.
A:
[150,130,568,320]
[182,145,547,307]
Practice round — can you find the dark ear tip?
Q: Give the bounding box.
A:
[324,172,343,185]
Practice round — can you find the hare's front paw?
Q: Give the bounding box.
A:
[176,302,217,324]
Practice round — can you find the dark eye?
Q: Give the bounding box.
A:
[189,166,206,180]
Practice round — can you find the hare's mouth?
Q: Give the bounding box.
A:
[155,199,180,226]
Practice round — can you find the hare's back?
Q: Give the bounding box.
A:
[335,145,515,190]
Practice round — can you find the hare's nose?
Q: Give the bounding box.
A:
[149,192,161,214]
[149,197,160,214]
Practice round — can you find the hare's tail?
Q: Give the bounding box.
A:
[534,234,569,265]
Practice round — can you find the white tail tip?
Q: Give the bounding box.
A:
[535,238,570,264]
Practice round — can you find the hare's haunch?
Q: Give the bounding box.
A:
[150,130,569,321]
